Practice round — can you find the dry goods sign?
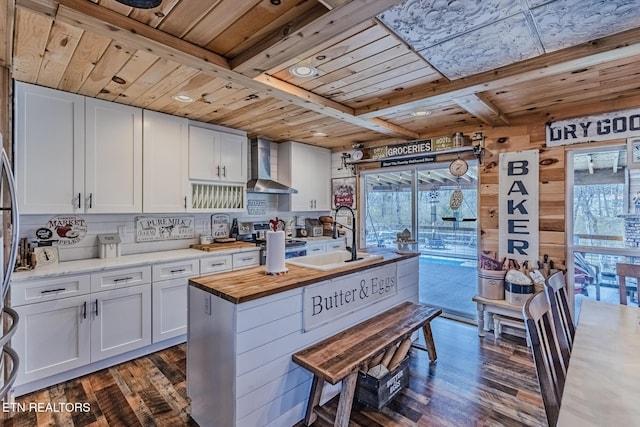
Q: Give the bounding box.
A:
[498,150,539,263]
[547,107,640,146]
[302,263,397,331]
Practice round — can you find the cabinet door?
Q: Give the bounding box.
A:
[85,98,143,213]
[15,82,84,214]
[189,125,220,180]
[12,295,91,386]
[219,132,247,182]
[143,110,189,212]
[326,240,346,252]
[279,142,331,211]
[310,145,331,211]
[152,278,187,342]
[91,284,152,362]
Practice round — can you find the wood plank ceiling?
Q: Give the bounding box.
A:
[7,0,640,149]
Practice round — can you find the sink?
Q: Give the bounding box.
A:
[286,250,384,271]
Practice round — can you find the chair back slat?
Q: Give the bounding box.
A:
[545,271,574,368]
[524,291,568,427]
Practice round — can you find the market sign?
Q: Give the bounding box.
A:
[498,150,539,263]
[546,107,640,146]
[303,263,397,331]
[381,156,435,167]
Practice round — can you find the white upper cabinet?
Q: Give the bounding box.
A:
[15,82,85,214]
[85,98,142,213]
[15,82,143,214]
[278,141,331,212]
[142,110,189,213]
[188,124,247,183]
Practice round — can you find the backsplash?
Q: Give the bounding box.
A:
[17,150,353,262]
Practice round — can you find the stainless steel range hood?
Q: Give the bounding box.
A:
[246,137,298,194]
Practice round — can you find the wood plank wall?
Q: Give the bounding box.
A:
[478,122,566,268]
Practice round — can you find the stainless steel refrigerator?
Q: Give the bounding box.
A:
[0,134,20,401]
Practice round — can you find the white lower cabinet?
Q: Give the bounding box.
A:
[151,258,199,343]
[90,284,152,362]
[13,295,91,386]
[152,278,187,343]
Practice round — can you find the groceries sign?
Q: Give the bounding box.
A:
[302,263,397,331]
[547,108,640,146]
[498,150,539,263]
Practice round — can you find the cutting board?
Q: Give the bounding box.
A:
[190,241,257,252]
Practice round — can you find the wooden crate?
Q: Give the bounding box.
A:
[355,356,409,411]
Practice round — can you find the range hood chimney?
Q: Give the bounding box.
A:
[247,137,298,194]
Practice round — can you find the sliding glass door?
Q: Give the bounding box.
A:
[362,162,479,319]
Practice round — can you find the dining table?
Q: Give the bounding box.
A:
[557,299,640,426]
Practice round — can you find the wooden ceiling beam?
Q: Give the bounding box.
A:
[356,26,640,118]
[254,73,418,139]
[51,0,417,139]
[230,0,405,77]
[453,93,510,126]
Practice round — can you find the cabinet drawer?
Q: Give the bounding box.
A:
[91,266,151,292]
[152,259,199,282]
[232,251,260,269]
[200,255,233,275]
[326,241,345,251]
[307,244,326,254]
[11,274,91,307]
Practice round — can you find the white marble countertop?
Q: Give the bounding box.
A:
[12,245,260,282]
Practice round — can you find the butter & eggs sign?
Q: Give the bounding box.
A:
[303,264,397,331]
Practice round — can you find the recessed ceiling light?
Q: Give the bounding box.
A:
[412,110,431,117]
[313,131,328,137]
[289,65,318,78]
[172,94,195,103]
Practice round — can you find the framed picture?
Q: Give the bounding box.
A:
[332,177,356,210]
[627,137,640,169]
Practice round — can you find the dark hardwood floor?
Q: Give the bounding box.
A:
[4,318,545,427]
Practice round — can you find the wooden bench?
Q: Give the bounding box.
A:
[292,301,442,427]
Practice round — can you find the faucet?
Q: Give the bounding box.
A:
[332,205,361,262]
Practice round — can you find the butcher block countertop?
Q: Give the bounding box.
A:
[189,251,418,304]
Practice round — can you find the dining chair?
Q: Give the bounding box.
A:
[545,271,574,367]
[615,263,640,305]
[523,291,568,427]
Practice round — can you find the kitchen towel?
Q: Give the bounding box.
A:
[266,231,287,274]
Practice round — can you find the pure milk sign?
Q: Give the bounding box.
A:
[498,150,539,263]
[303,264,397,331]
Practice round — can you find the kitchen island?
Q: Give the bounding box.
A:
[187,251,419,427]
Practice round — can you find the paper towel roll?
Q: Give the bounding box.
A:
[266,231,287,274]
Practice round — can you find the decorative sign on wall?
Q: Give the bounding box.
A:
[247,199,267,216]
[135,216,195,242]
[332,177,356,209]
[498,150,539,263]
[546,107,640,146]
[44,215,87,246]
[303,264,397,331]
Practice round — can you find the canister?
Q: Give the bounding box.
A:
[504,281,534,306]
[478,269,506,299]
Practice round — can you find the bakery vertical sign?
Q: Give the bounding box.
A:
[498,150,539,263]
